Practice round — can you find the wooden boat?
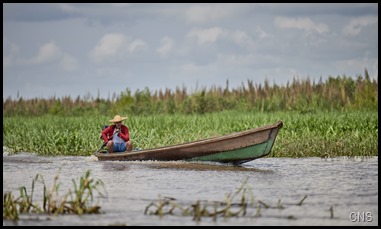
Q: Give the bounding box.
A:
[94,120,283,165]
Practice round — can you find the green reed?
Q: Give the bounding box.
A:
[3,72,378,117]
[144,178,311,221]
[144,178,254,221]
[3,170,106,220]
[3,110,377,157]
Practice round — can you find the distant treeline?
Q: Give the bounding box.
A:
[3,70,378,117]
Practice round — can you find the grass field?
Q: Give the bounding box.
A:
[3,110,377,158]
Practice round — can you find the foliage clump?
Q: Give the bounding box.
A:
[3,170,106,221]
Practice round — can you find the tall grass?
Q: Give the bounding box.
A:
[3,110,378,157]
[3,71,378,117]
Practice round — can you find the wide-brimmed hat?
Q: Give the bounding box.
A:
[109,115,127,123]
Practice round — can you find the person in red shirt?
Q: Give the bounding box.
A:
[101,115,133,153]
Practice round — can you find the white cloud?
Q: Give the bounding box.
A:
[274,16,329,34]
[187,27,227,45]
[230,30,255,50]
[342,15,378,36]
[256,27,271,40]
[31,41,62,64]
[127,39,147,54]
[3,3,378,99]
[157,36,175,58]
[90,33,126,63]
[185,4,229,24]
[60,53,78,71]
[4,39,77,70]
[56,3,78,13]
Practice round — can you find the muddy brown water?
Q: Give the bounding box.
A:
[3,152,378,226]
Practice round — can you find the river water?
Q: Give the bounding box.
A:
[3,152,378,226]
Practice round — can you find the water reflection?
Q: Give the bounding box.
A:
[140,161,273,172]
[102,162,132,171]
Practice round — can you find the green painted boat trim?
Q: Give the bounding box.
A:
[186,139,274,163]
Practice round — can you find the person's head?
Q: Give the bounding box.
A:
[109,115,127,127]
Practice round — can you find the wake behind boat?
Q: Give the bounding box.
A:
[94,120,283,165]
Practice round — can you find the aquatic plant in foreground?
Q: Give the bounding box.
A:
[3,170,107,220]
[144,178,313,222]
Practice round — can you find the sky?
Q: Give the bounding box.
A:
[3,3,378,100]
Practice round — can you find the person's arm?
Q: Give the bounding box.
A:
[101,126,113,143]
[119,126,130,142]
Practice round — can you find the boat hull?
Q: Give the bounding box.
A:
[95,120,283,164]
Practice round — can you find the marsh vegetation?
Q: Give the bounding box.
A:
[3,170,106,221]
[3,72,377,158]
